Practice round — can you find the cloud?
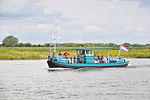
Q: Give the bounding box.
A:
[0,0,27,13]
[0,32,11,38]
[0,0,150,44]
[125,25,150,37]
[82,25,104,33]
[111,0,120,3]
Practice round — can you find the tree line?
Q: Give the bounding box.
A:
[1,35,150,48]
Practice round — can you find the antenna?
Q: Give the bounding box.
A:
[52,24,62,54]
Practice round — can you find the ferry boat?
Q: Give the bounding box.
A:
[47,48,129,68]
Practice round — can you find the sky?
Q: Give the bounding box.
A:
[0,0,150,44]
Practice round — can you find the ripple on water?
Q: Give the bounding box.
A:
[0,59,150,100]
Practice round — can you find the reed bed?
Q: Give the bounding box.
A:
[0,47,149,60]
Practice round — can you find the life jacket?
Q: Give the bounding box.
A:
[64,52,69,56]
[101,56,105,60]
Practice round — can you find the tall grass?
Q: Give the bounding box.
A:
[0,47,149,60]
[0,47,49,60]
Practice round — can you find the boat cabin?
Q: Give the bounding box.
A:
[72,48,111,64]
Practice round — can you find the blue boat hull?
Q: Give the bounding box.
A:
[47,61,128,68]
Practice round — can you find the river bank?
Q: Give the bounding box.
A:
[0,47,150,60]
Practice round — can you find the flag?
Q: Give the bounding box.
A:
[120,44,128,52]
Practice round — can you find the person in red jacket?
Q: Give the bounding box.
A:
[64,52,69,59]
[101,55,106,63]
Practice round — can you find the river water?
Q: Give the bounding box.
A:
[0,59,150,100]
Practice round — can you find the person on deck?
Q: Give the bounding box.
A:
[52,50,56,58]
[98,55,101,63]
[81,50,86,55]
[86,50,90,55]
[107,58,110,63]
[101,55,106,63]
[94,54,98,63]
[64,52,69,59]
[58,51,62,56]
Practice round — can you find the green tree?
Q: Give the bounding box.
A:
[24,42,32,47]
[44,43,50,47]
[123,43,131,47]
[2,35,18,47]
[108,43,117,47]
[18,43,24,47]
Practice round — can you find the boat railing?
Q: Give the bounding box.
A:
[48,55,126,64]
[48,55,93,63]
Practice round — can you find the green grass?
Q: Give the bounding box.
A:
[0,47,150,60]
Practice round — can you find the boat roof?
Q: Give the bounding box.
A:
[71,48,111,51]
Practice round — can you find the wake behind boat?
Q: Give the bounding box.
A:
[47,48,129,68]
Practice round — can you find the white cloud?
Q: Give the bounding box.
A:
[125,25,149,37]
[43,8,52,15]
[112,0,120,3]
[82,25,104,33]
[0,32,11,38]
[28,24,53,32]
[0,0,150,44]
[0,0,28,13]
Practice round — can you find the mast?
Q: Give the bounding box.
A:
[52,24,62,55]
[51,24,58,54]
